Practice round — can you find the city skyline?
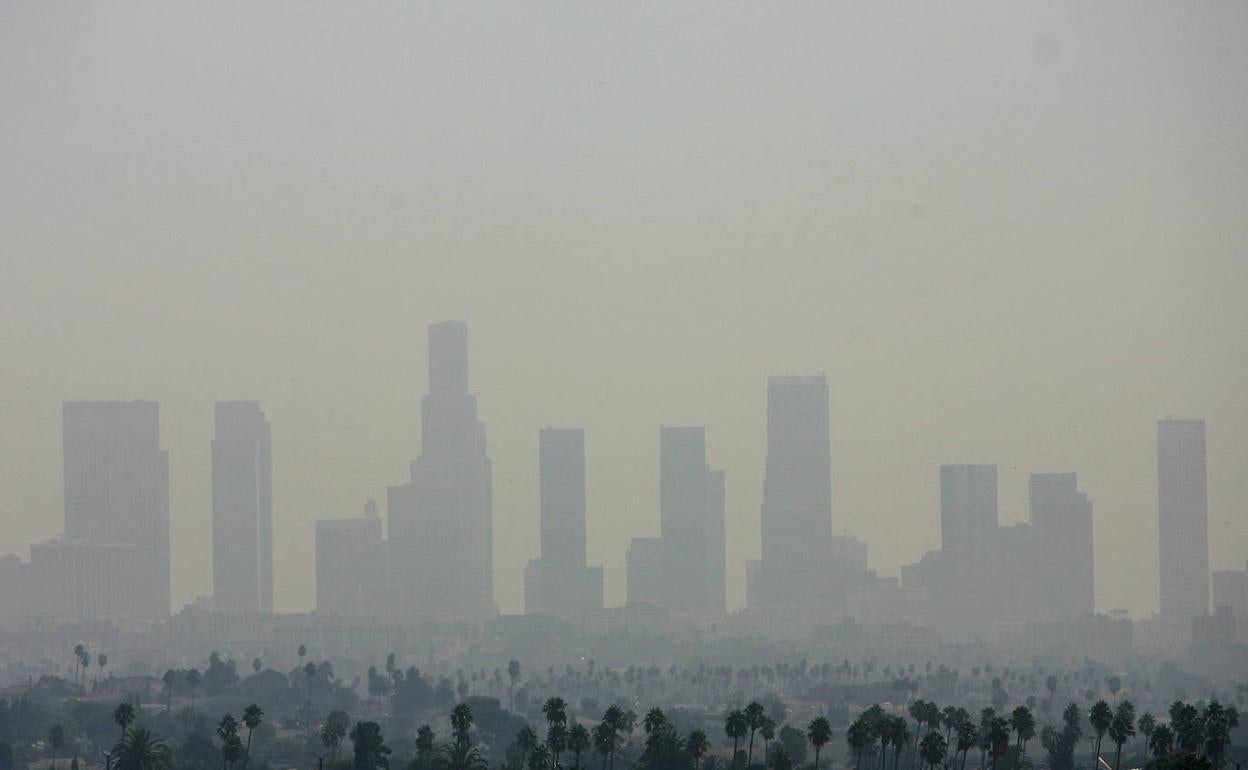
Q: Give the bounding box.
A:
[1,330,1232,624]
[2,3,1245,620]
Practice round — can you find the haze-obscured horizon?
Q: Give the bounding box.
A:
[2,1,1245,617]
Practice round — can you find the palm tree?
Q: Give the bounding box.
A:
[847,718,870,770]
[1089,701,1113,768]
[217,714,240,770]
[955,720,978,770]
[186,669,201,712]
[48,725,65,770]
[919,733,947,770]
[162,670,176,715]
[592,723,614,770]
[73,645,86,688]
[114,702,137,742]
[351,721,393,770]
[1138,712,1156,756]
[415,725,437,767]
[1170,702,1202,755]
[509,660,522,712]
[240,704,263,770]
[98,654,109,686]
[530,745,552,770]
[808,717,832,770]
[888,717,911,770]
[687,730,710,770]
[943,707,961,750]
[548,724,568,770]
[1008,707,1035,770]
[321,713,348,763]
[760,717,776,766]
[517,726,539,768]
[1108,702,1135,770]
[113,727,169,770]
[297,644,307,669]
[986,718,1010,770]
[909,701,929,770]
[644,708,668,736]
[1149,725,1174,759]
[744,702,765,767]
[725,710,748,769]
[569,724,591,770]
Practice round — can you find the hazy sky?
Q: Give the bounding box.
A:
[2,2,1245,617]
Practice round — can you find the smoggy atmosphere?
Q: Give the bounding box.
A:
[2,1,1246,622]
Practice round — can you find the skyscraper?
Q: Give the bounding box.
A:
[524,427,603,616]
[940,464,998,558]
[659,426,725,614]
[211,402,273,614]
[937,464,999,621]
[755,375,833,611]
[626,537,665,606]
[1029,472,1094,621]
[316,501,386,618]
[388,322,495,620]
[63,401,170,617]
[1158,418,1209,620]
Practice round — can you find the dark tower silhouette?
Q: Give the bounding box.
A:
[754,376,833,612]
[62,401,170,618]
[388,322,495,620]
[524,427,603,616]
[211,401,273,614]
[1158,418,1209,621]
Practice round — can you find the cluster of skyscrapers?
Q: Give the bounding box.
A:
[0,323,1229,647]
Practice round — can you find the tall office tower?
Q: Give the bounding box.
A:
[524,428,603,616]
[63,401,170,617]
[933,464,999,625]
[1029,473,1094,621]
[211,402,273,614]
[388,322,495,620]
[707,469,727,613]
[659,427,726,613]
[1212,562,1248,615]
[940,464,999,555]
[755,376,832,610]
[626,537,664,606]
[1158,418,1209,620]
[29,540,140,620]
[315,502,385,617]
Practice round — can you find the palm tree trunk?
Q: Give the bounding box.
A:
[1113,742,1122,770]
[733,739,740,770]
[815,747,822,770]
[243,730,253,770]
[748,731,756,767]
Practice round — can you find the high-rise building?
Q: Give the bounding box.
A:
[659,427,725,613]
[1158,418,1209,620]
[29,540,140,621]
[1029,472,1094,621]
[1212,562,1248,616]
[626,537,664,606]
[754,375,833,611]
[316,501,385,617]
[940,464,998,556]
[211,402,272,614]
[388,322,494,620]
[63,401,170,617]
[524,427,603,617]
